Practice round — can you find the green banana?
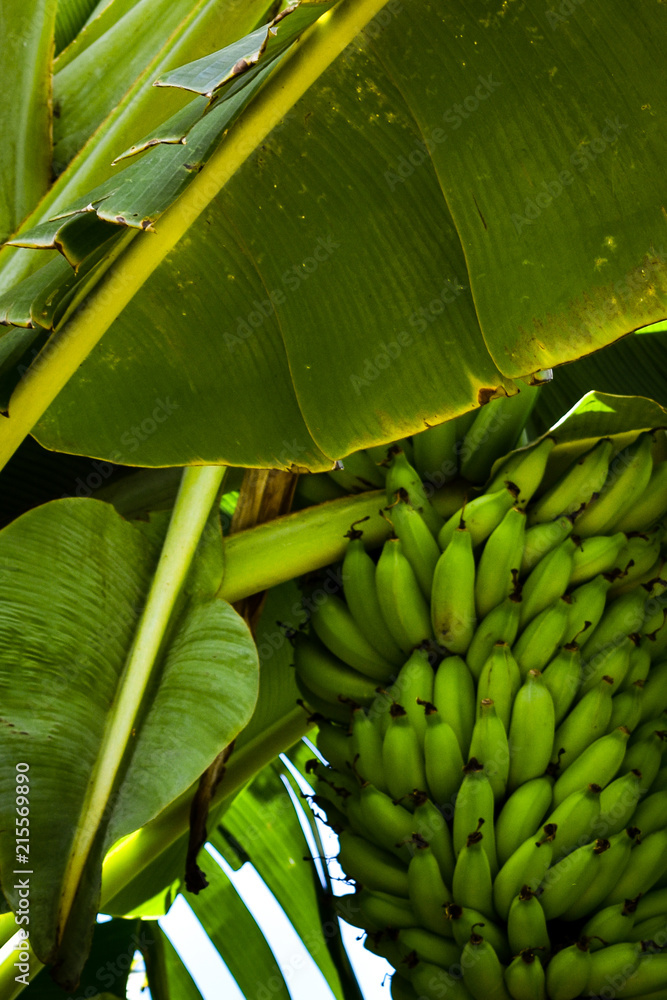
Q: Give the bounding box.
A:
[413,794,457,885]
[390,971,419,1000]
[597,768,644,837]
[412,419,459,487]
[389,492,442,600]
[613,951,667,998]
[582,587,649,663]
[647,605,667,661]
[560,828,638,920]
[632,711,667,747]
[527,436,613,525]
[639,659,667,721]
[337,829,410,897]
[600,827,667,907]
[475,507,527,619]
[445,902,510,962]
[608,679,645,734]
[585,941,643,997]
[354,888,418,932]
[581,897,639,950]
[438,485,516,551]
[294,633,379,706]
[342,533,405,666]
[494,778,554,867]
[613,459,667,532]
[407,840,454,936]
[539,838,609,920]
[507,670,555,792]
[350,707,387,790]
[431,526,477,653]
[503,949,547,1000]
[507,887,550,957]
[469,699,510,801]
[383,703,428,801]
[452,824,495,918]
[650,761,667,792]
[620,637,652,691]
[391,647,435,748]
[634,886,667,924]
[543,783,602,861]
[331,447,386,491]
[459,384,542,485]
[316,719,352,772]
[376,538,435,653]
[568,531,627,587]
[298,676,356,724]
[609,527,664,598]
[397,926,461,969]
[484,435,556,506]
[622,730,666,791]
[579,636,633,698]
[633,789,667,837]
[544,940,592,1000]
[521,516,574,577]
[541,642,582,725]
[552,675,615,770]
[356,782,416,861]
[386,448,444,537]
[410,960,475,999]
[512,597,570,679]
[466,593,522,681]
[572,431,655,537]
[421,702,465,809]
[563,573,614,646]
[476,643,522,732]
[518,538,576,629]
[364,931,408,975]
[432,654,476,758]
[492,825,556,921]
[453,760,498,875]
[551,726,630,807]
[461,931,513,1000]
[310,590,398,680]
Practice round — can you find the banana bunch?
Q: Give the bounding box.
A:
[295,423,667,1000]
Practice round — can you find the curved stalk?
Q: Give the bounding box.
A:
[59,465,226,940]
[219,481,467,603]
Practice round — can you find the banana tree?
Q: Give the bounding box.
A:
[0,0,666,996]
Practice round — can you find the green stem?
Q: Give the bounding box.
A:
[218,482,467,603]
[59,465,226,938]
[0,0,392,475]
[100,706,312,905]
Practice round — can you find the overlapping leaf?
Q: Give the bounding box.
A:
[0,2,665,472]
[0,499,258,986]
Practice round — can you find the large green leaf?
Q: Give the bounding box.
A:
[0,0,55,244]
[211,759,346,999]
[0,498,258,986]
[185,849,292,1000]
[142,924,205,1000]
[0,1,664,471]
[21,917,140,998]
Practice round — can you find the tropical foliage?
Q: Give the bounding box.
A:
[0,0,665,996]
